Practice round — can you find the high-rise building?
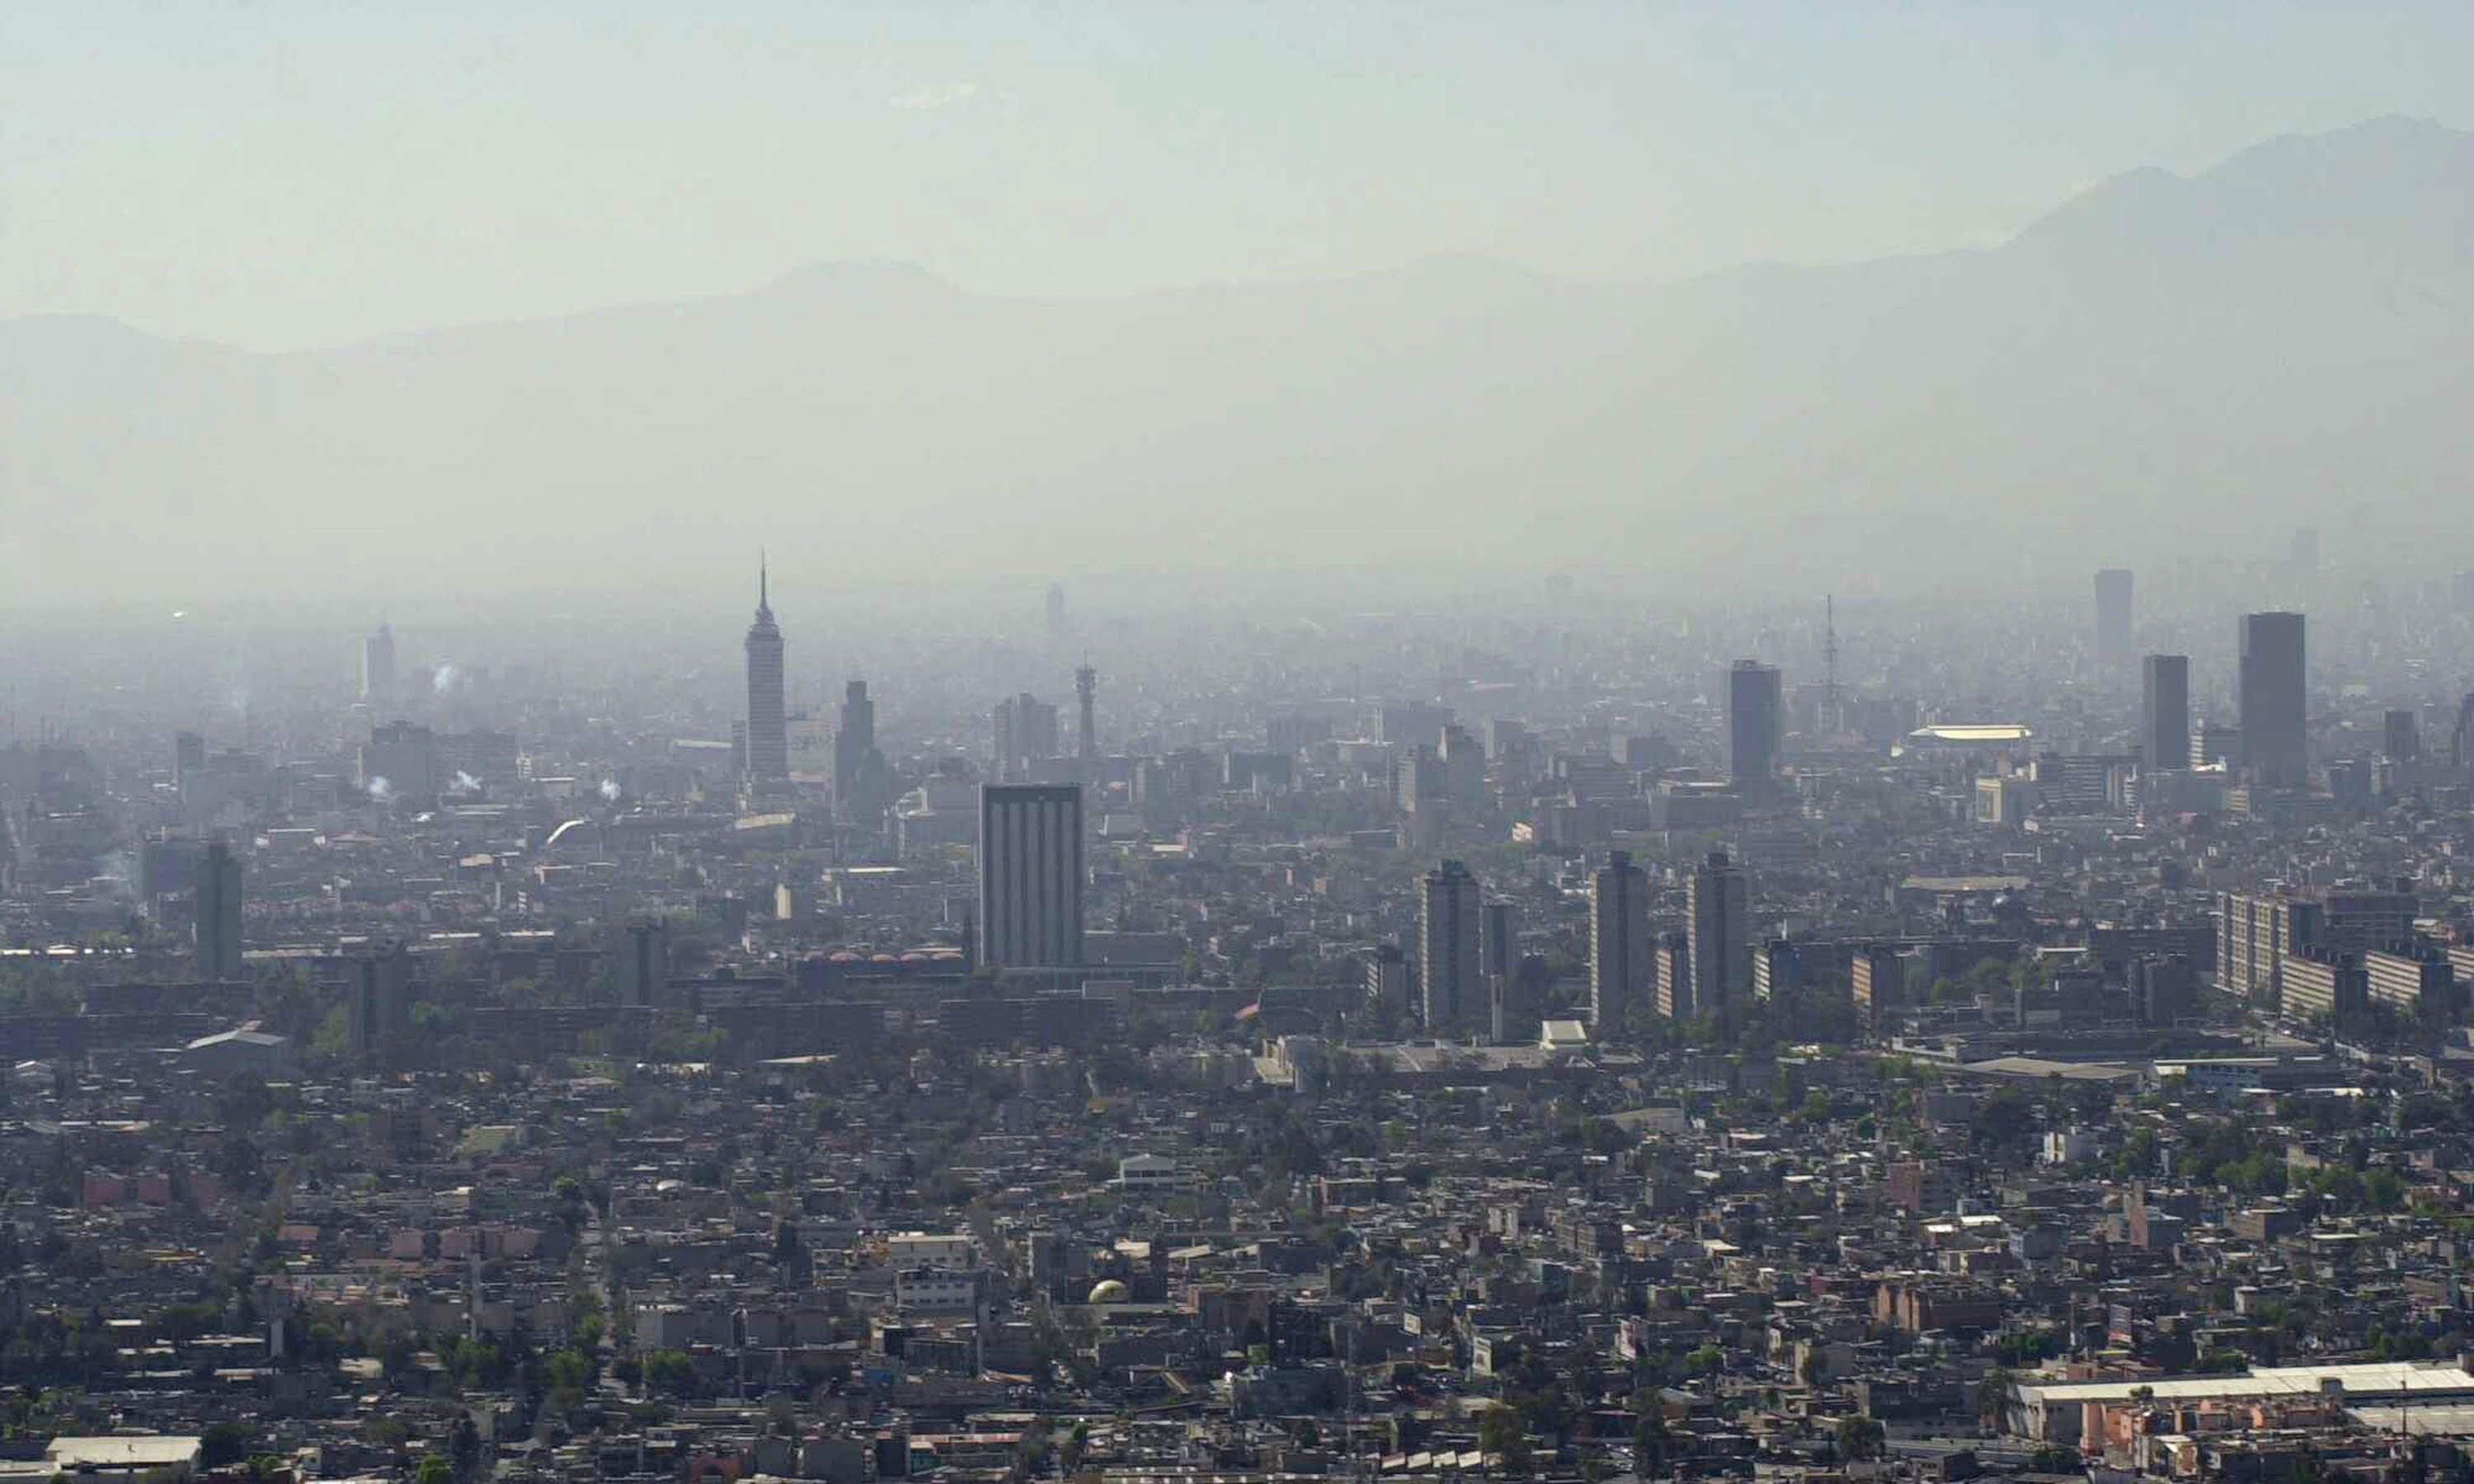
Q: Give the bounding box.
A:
[990,693,1061,782]
[1688,849,1750,1010]
[174,730,207,787]
[1481,899,1517,1043]
[2094,569,2134,667]
[1588,850,1649,1036]
[2237,612,2307,787]
[2454,693,2474,773]
[1727,660,1783,793]
[978,784,1084,970]
[1046,583,1066,638]
[1653,932,1692,1020]
[835,680,888,820]
[743,562,788,783]
[361,623,396,706]
[361,721,439,797]
[2141,655,2190,773]
[614,915,670,1008]
[195,839,243,982]
[2383,709,2421,764]
[1075,665,1098,763]
[1417,859,1484,1034]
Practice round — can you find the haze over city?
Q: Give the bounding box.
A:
[13,7,2474,1482]
[7,4,2474,602]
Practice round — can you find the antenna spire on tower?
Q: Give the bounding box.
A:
[1823,594,1841,730]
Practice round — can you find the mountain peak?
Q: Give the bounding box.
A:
[2003,115,2474,259]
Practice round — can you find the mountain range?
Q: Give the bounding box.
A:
[5,115,2469,604]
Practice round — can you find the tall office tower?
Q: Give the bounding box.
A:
[614,914,670,1008]
[2290,528,2320,579]
[1688,849,1750,1010]
[1588,850,1649,1036]
[743,562,788,783]
[2141,655,2191,772]
[1480,899,1516,1043]
[990,693,1062,782]
[835,680,887,819]
[2384,709,2421,764]
[1075,665,1098,763]
[1417,859,1484,1035]
[1654,932,1692,1020]
[977,784,1085,970]
[1726,660,1783,792]
[2455,694,2474,772]
[2237,612,2307,787]
[1045,583,1066,637]
[361,623,396,706]
[174,730,207,787]
[194,839,243,981]
[2093,570,2134,667]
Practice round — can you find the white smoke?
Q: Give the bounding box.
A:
[367,776,393,801]
[450,770,482,794]
[600,778,622,801]
[433,663,460,694]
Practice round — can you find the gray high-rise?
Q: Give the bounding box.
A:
[743,563,788,783]
[1687,850,1749,1010]
[990,693,1061,782]
[978,784,1084,970]
[1075,665,1098,763]
[195,839,243,982]
[361,623,396,707]
[1726,660,1783,793]
[2237,612,2307,787]
[1418,859,1484,1034]
[1589,850,1649,1036]
[835,680,887,822]
[2141,655,2190,773]
[2094,569,2134,666]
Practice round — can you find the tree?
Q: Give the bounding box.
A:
[1632,1402,1671,1477]
[1836,1415,1886,1463]
[1976,1369,2015,1433]
[1479,1407,1533,1477]
[416,1454,454,1484]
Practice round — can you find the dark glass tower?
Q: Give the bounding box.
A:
[2237,612,2306,787]
[2142,655,2190,773]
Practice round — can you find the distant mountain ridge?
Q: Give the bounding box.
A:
[4,115,2469,601]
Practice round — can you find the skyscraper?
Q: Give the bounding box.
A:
[990,693,1061,782]
[2094,569,2133,667]
[1727,660,1783,792]
[2454,694,2474,773]
[835,680,887,822]
[361,623,396,707]
[2142,655,2190,773]
[1688,850,1749,1010]
[2383,709,2421,764]
[2237,611,2307,787]
[1418,859,1483,1035]
[743,562,788,783]
[978,784,1085,970]
[195,839,242,982]
[1588,850,1649,1036]
[1075,665,1098,764]
[1481,899,1517,1043]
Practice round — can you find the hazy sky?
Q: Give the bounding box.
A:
[3,1,2466,350]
